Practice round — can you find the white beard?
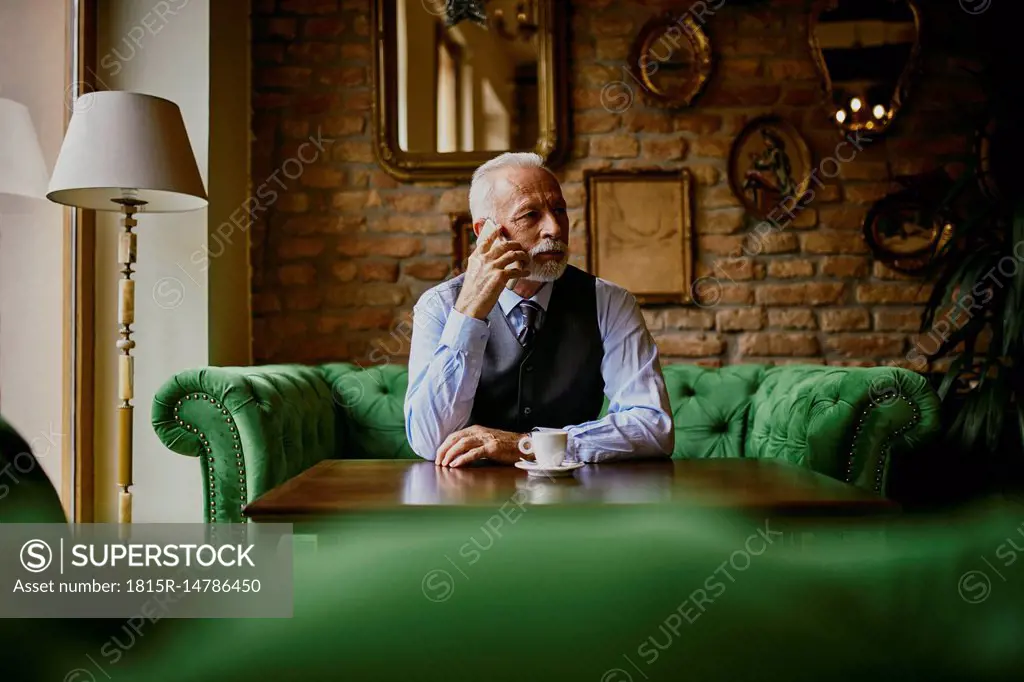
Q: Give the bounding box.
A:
[525,239,569,282]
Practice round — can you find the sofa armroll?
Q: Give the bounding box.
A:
[746,366,942,496]
[151,365,339,522]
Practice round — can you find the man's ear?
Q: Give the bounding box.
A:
[472,219,486,237]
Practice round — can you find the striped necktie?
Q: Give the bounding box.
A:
[516,300,542,348]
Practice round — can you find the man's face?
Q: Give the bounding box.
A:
[488,166,570,281]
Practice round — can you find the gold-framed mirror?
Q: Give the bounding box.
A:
[809,0,922,136]
[627,13,713,109]
[371,0,569,183]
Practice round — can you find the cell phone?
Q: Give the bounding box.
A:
[480,218,519,290]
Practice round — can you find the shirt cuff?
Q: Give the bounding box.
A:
[439,308,490,354]
[562,427,582,463]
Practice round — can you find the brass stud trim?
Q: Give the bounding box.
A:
[843,393,920,494]
[172,389,247,523]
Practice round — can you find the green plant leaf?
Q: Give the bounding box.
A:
[985,376,1009,451]
[1004,200,1024,352]
[927,243,999,329]
[937,354,966,401]
[917,111,1023,456]
[930,314,987,360]
[953,390,985,451]
[976,339,1002,392]
[1003,285,1018,357]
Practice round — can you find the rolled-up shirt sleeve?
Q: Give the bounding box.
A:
[560,280,675,463]
[404,289,490,460]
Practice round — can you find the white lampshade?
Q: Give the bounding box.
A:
[0,97,50,206]
[47,91,207,213]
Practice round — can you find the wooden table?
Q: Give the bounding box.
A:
[243,458,898,523]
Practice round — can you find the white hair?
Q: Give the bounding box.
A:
[468,152,548,223]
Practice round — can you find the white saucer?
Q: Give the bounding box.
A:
[514,459,585,478]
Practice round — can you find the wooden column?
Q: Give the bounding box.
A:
[115,199,143,523]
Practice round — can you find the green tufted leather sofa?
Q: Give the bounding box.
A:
[151,363,942,522]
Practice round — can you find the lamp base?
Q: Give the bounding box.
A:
[119,488,132,524]
[114,199,145,524]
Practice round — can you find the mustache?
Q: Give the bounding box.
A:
[529,239,568,256]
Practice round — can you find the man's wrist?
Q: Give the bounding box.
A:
[516,432,530,459]
[453,301,473,319]
[454,297,486,321]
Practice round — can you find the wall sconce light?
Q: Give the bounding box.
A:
[492,1,539,41]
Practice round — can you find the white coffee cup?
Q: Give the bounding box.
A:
[517,430,568,468]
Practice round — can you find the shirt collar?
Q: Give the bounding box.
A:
[498,281,553,317]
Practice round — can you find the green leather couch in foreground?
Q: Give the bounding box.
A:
[10,505,1024,681]
[152,363,942,522]
[4,415,1022,682]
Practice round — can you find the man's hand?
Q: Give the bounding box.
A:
[454,224,530,320]
[435,425,526,467]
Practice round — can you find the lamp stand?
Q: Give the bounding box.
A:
[114,198,146,524]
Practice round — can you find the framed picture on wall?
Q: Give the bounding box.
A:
[727,114,813,220]
[584,169,695,304]
[449,212,476,275]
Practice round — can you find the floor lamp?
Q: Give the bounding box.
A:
[47,91,208,523]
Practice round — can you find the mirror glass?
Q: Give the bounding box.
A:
[395,0,540,154]
[649,34,698,102]
[810,0,920,134]
[628,14,712,109]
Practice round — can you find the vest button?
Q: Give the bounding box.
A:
[525,365,534,372]
[523,407,532,415]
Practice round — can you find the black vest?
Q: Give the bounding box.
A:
[459,266,606,432]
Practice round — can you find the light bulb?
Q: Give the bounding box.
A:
[873,104,886,119]
[850,97,863,112]
[835,110,847,123]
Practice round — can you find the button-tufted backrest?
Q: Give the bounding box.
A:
[320,362,772,461]
[320,362,418,459]
[657,364,767,459]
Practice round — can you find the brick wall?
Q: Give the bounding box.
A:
[251,0,984,369]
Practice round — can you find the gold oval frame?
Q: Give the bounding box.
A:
[808,0,922,136]
[728,114,814,221]
[627,12,713,109]
[370,0,570,183]
[863,199,954,275]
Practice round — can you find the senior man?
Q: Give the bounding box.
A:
[404,152,674,467]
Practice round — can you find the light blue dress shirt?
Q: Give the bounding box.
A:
[404,275,675,463]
